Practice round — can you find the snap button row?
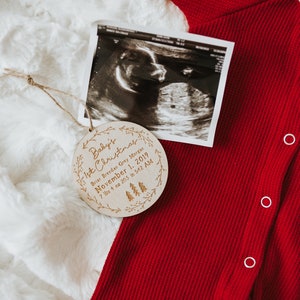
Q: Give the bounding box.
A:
[283,133,296,145]
[244,134,295,271]
[244,257,256,268]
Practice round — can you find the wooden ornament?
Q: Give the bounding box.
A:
[72,121,168,217]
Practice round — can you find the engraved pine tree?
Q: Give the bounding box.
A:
[130,183,140,196]
[126,191,134,201]
[138,182,147,192]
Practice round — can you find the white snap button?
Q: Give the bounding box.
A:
[244,257,256,268]
[283,134,296,145]
[261,196,272,208]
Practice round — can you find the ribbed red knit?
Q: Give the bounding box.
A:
[92,1,299,299]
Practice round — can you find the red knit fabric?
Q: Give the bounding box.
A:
[92,0,299,299]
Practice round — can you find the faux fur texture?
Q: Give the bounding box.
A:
[0,1,188,299]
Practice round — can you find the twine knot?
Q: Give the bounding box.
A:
[27,75,35,86]
[27,75,44,89]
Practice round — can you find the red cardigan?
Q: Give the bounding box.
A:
[92,0,299,299]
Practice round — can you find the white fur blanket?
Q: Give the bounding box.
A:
[0,1,187,299]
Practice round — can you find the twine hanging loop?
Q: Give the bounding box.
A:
[2,69,94,131]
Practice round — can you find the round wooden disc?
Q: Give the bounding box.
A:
[72,121,168,217]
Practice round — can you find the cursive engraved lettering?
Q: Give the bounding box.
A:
[84,167,96,179]
[89,138,117,160]
[95,139,138,172]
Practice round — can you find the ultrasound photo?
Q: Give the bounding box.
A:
[80,22,234,146]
